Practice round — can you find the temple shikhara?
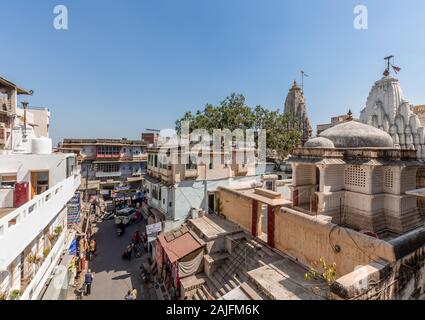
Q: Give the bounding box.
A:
[284,80,312,146]
[360,57,425,159]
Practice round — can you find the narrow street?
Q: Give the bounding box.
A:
[70,219,152,300]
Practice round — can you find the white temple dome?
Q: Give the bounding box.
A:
[304,137,335,149]
[319,120,394,148]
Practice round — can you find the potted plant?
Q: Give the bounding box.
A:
[27,253,37,264]
[53,226,63,236]
[43,247,51,258]
[27,253,43,264]
[9,289,22,300]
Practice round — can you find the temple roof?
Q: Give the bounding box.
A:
[304,137,335,149]
[319,120,394,148]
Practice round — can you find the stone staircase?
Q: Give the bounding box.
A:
[191,237,280,300]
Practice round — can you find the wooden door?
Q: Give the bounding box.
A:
[267,206,275,248]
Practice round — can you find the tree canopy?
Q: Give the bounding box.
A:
[175,93,302,158]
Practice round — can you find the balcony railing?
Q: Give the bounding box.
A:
[20,231,67,300]
[0,174,80,271]
[95,171,122,178]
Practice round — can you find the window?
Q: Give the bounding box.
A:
[344,166,366,188]
[160,155,168,169]
[186,158,198,170]
[152,185,159,200]
[97,163,119,173]
[66,156,76,178]
[209,154,214,170]
[97,146,120,157]
[0,174,17,188]
[384,169,394,189]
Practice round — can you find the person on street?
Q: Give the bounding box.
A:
[122,243,133,260]
[131,287,138,300]
[132,230,142,245]
[89,239,97,259]
[125,290,133,300]
[75,286,84,300]
[84,269,94,295]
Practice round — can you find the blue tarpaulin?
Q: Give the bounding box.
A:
[68,239,77,255]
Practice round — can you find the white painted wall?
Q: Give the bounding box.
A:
[0,153,75,208]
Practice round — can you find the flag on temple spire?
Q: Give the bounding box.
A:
[391,64,401,74]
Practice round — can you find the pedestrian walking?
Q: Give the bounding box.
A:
[84,269,94,295]
[131,287,138,300]
[75,286,84,300]
[89,239,97,260]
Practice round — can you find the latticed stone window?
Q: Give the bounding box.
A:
[384,169,394,189]
[344,165,366,188]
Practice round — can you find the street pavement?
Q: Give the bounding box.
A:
[77,219,152,300]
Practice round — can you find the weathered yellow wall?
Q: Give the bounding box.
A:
[275,207,396,276]
[218,189,252,233]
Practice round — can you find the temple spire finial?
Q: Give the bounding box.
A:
[383,55,401,76]
[301,70,308,92]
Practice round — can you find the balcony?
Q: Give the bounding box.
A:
[96,154,120,160]
[95,171,122,178]
[20,230,67,300]
[0,174,80,271]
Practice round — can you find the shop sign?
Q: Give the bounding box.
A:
[146,222,162,236]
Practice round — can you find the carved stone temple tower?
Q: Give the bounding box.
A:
[284,81,312,146]
[359,73,425,159]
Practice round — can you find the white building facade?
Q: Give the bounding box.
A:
[144,147,260,231]
[0,76,81,300]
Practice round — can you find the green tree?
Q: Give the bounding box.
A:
[175,93,302,158]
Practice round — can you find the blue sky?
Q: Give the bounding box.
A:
[1,0,425,144]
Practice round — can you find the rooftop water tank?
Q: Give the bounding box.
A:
[31,137,52,155]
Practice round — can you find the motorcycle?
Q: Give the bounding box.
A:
[103,211,115,221]
[122,243,134,261]
[133,242,143,258]
[116,223,126,236]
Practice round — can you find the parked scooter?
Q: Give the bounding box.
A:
[103,211,115,221]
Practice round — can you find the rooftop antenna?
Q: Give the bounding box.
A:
[301,70,309,92]
[21,101,29,140]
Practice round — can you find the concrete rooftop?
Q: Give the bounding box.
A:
[248,258,328,300]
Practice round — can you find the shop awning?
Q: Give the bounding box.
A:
[158,232,202,264]
[144,175,161,185]
[151,207,166,220]
[127,176,144,182]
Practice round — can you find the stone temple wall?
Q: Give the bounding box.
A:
[360,76,425,159]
